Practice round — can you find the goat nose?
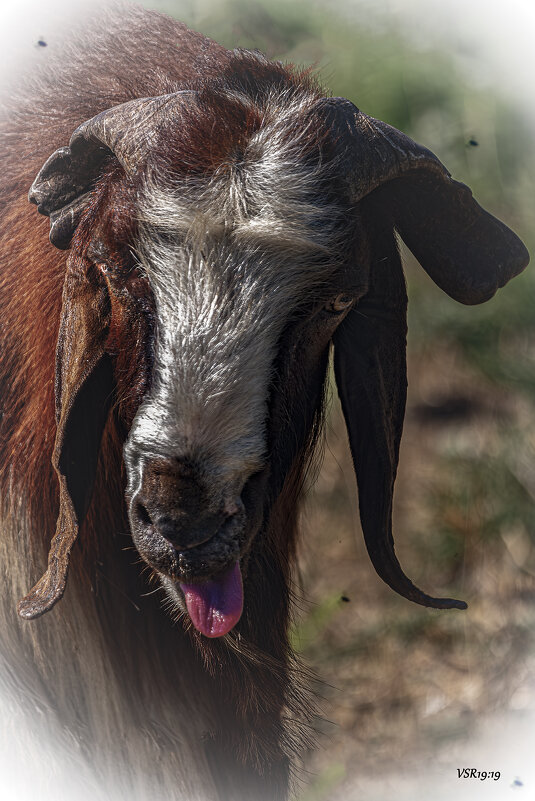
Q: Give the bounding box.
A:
[153,508,224,550]
[134,499,238,551]
[132,456,243,552]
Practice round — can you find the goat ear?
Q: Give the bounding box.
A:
[333,208,466,610]
[18,256,114,619]
[29,92,197,249]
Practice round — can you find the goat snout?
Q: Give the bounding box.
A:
[128,456,246,578]
[134,499,234,551]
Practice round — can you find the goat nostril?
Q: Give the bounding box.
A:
[136,502,153,528]
[132,493,243,552]
[223,500,239,518]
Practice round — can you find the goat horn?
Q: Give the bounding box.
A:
[324,97,529,305]
[322,97,445,195]
[29,91,197,248]
[69,91,197,176]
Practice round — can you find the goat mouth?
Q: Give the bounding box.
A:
[130,508,248,636]
[131,507,244,580]
[168,562,244,638]
[128,469,268,635]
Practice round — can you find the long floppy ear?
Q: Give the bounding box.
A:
[334,202,466,609]
[18,256,114,619]
[330,98,529,608]
[19,91,198,617]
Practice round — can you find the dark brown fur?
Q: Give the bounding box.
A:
[1,6,528,800]
[0,7,326,800]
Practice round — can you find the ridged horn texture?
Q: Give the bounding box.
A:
[325,97,529,304]
[28,91,197,249]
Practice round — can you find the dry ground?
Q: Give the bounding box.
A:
[293,340,535,800]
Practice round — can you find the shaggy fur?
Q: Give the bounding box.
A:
[1,5,527,801]
[129,87,350,509]
[0,6,348,800]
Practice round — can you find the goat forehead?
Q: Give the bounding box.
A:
[138,88,347,255]
[135,115,348,348]
[135,168,344,380]
[127,95,349,475]
[129,230,323,475]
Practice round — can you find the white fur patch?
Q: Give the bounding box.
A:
[128,90,348,492]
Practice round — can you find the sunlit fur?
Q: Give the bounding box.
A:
[128,87,348,505]
[0,5,342,800]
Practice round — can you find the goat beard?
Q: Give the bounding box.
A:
[179,562,243,638]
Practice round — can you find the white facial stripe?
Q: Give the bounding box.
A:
[129,90,349,487]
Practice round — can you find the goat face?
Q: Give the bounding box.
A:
[19,82,528,638]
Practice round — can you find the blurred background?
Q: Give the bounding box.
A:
[2,0,534,798]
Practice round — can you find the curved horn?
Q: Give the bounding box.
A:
[29,91,197,249]
[324,97,529,304]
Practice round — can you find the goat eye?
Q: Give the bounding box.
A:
[97,261,132,278]
[325,294,354,313]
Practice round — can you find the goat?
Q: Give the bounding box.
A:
[0,5,529,800]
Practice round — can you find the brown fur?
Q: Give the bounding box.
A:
[1,5,525,799]
[0,6,328,800]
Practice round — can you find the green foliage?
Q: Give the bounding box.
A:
[420,430,535,557]
[290,592,346,654]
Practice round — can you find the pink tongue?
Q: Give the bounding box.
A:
[179,562,243,638]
